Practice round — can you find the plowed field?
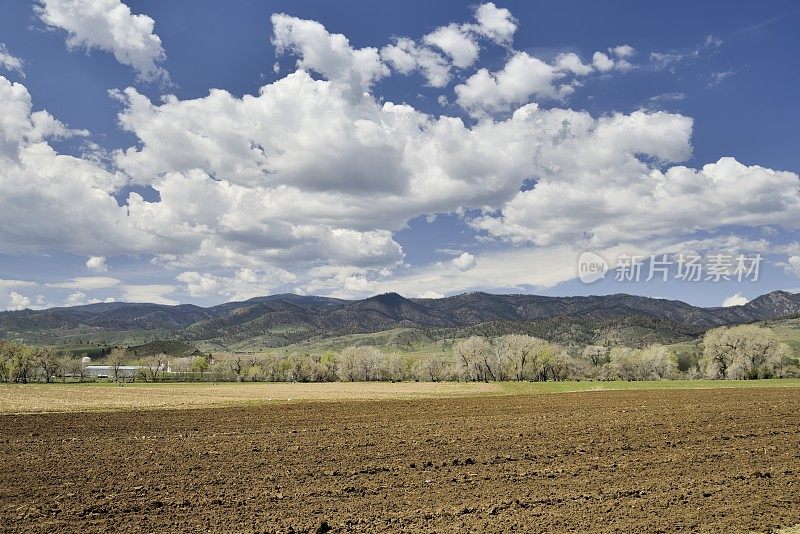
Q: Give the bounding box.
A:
[2,387,799,533]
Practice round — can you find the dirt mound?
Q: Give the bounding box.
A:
[1,388,799,532]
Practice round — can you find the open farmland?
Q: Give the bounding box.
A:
[2,379,800,414]
[2,385,800,532]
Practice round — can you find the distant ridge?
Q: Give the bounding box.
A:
[2,290,799,345]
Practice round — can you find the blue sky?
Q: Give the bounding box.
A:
[0,0,798,309]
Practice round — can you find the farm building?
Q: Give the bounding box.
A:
[83,365,141,379]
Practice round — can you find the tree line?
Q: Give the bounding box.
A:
[1,324,797,383]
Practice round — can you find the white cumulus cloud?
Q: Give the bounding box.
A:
[471,2,517,44]
[381,37,450,87]
[271,13,388,95]
[451,252,477,271]
[1,279,37,311]
[86,256,108,272]
[423,24,479,69]
[177,268,296,301]
[784,256,800,278]
[0,7,797,303]
[722,293,749,307]
[36,0,168,82]
[7,291,31,311]
[381,3,517,88]
[471,107,800,248]
[0,43,24,77]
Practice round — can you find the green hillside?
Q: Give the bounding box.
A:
[124,340,203,358]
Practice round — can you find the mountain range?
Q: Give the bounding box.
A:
[2,290,799,348]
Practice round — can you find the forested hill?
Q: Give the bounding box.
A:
[1,290,799,346]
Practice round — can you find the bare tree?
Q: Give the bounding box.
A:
[583,345,609,367]
[223,353,245,381]
[494,335,554,381]
[640,344,678,380]
[337,348,358,381]
[67,356,89,382]
[106,347,127,383]
[380,353,406,382]
[454,337,492,381]
[144,353,167,382]
[700,325,785,380]
[414,353,448,382]
[603,344,677,381]
[337,346,383,381]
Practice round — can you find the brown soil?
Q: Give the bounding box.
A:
[1,388,799,533]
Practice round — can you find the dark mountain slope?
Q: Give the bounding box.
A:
[315,293,456,332]
[2,290,799,346]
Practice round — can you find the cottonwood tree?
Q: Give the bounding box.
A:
[603,344,677,381]
[454,336,559,381]
[0,343,9,383]
[317,352,338,382]
[583,345,609,367]
[380,353,406,382]
[360,347,383,381]
[337,348,359,381]
[243,354,264,381]
[700,325,788,379]
[209,359,230,382]
[287,353,314,382]
[768,342,797,378]
[67,356,89,382]
[639,344,678,380]
[106,347,127,382]
[5,342,34,383]
[519,335,556,381]
[454,337,492,381]
[221,353,245,381]
[413,353,448,382]
[35,347,60,383]
[188,355,209,378]
[489,338,514,381]
[545,350,576,381]
[143,353,167,382]
[55,352,71,382]
[603,347,642,381]
[338,346,383,381]
[531,341,558,381]
[700,327,734,379]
